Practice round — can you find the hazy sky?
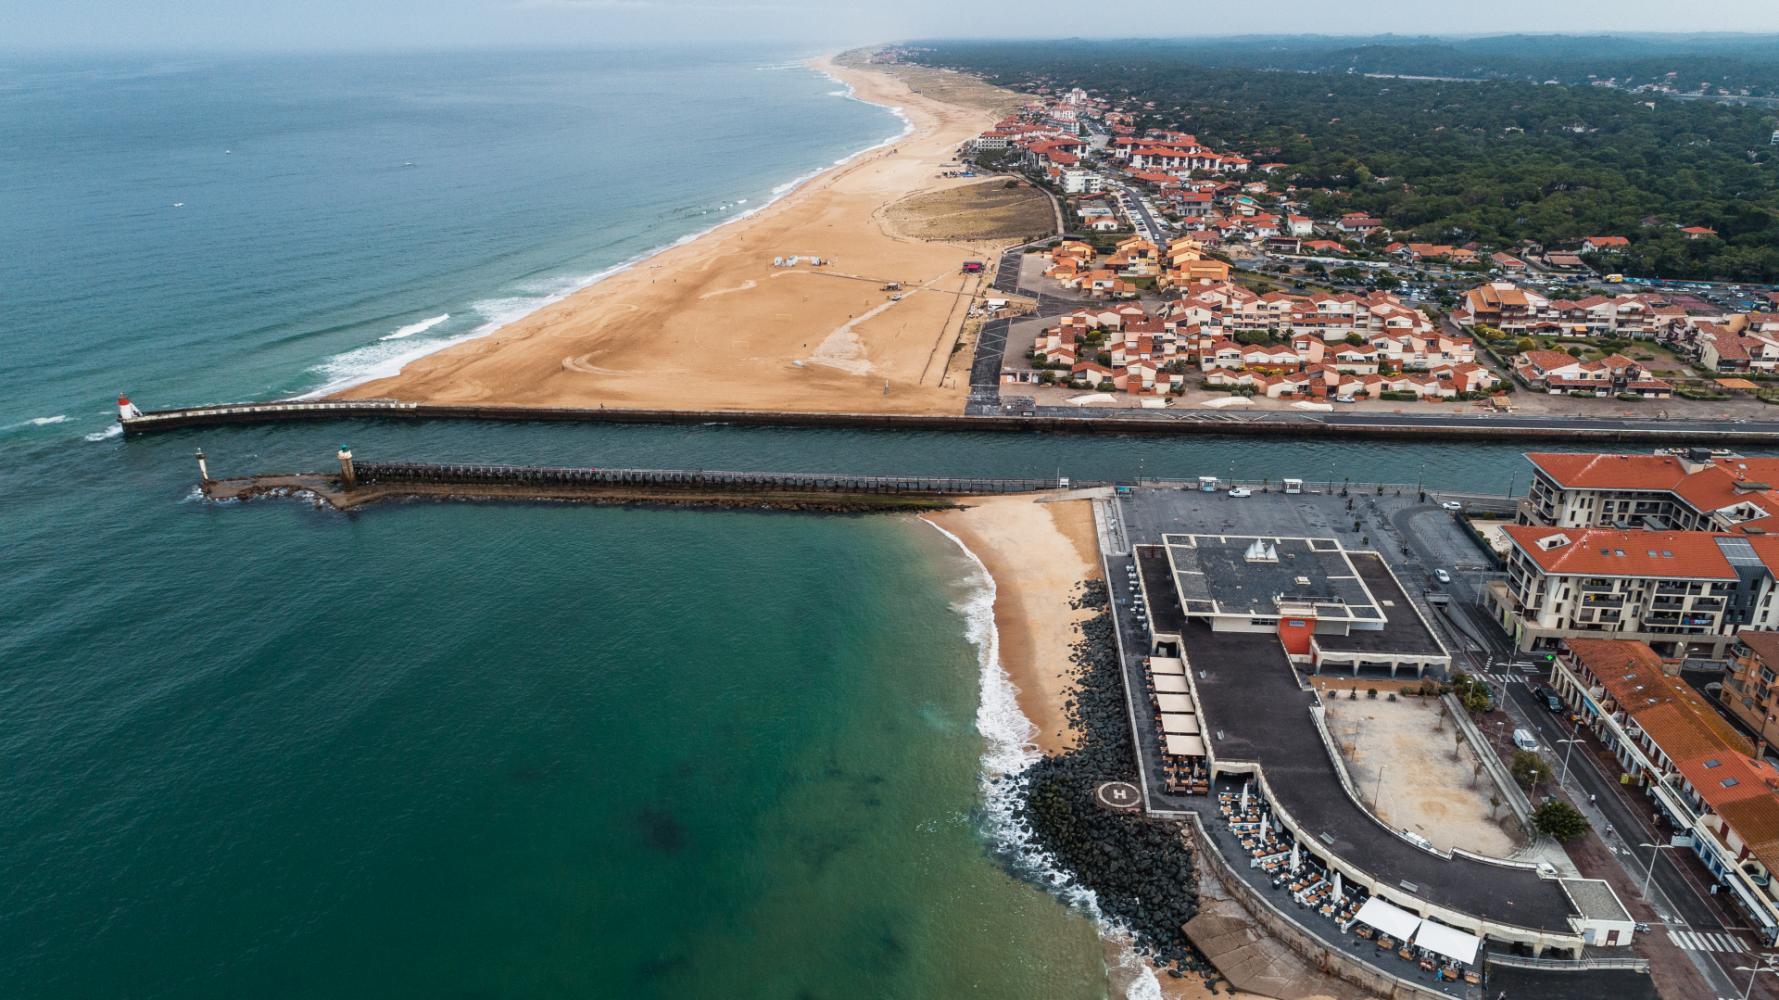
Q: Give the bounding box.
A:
[8,0,1779,51]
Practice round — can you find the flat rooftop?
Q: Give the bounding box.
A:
[1164,534,1381,624]
[1312,553,1447,657]
[1182,620,1577,932]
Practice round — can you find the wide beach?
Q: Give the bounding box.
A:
[336,53,1032,414]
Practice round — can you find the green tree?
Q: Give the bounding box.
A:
[1511,749,1552,792]
[1531,799,1590,842]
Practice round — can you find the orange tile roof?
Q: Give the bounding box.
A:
[1503,525,1736,578]
[1526,452,1691,490]
[1717,796,1779,872]
[1569,638,1672,712]
[1677,753,1777,813]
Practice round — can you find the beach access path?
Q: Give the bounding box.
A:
[335,53,1020,414]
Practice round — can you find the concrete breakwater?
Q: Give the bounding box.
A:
[118,397,1779,444]
[197,454,1064,513]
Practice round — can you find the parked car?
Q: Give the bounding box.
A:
[1536,687,1564,712]
[1434,568,1452,584]
[1512,728,1539,751]
[1228,487,1252,499]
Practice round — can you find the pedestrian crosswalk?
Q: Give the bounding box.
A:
[1668,928,1746,953]
[1475,672,1529,687]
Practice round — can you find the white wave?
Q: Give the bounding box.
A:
[5,414,69,431]
[380,313,450,340]
[84,424,122,442]
[920,517,1165,999]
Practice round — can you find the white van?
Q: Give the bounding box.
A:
[1512,728,1539,752]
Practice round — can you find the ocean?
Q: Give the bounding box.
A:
[0,45,1618,1000]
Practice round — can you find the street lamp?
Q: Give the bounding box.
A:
[1639,841,1682,900]
[1737,954,1779,1000]
[1555,736,1586,790]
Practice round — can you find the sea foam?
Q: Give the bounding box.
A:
[84,424,122,442]
[380,313,450,340]
[921,517,1164,1000]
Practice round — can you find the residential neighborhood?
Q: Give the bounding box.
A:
[962,89,1779,417]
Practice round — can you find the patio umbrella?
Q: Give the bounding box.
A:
[1259,814,1271,838]
[1290,842,1300,872]
[1239,782,1250,813]
[1333,871,1343,902]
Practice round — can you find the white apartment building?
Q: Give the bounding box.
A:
[1493,524,1779,659]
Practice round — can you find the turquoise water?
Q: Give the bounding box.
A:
[0,45,1714,1000]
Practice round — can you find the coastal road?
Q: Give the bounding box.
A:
[1498,679,1758,998]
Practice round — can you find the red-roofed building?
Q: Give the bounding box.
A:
[1521,450,1779,535]
[1494,523,1779,658]
[1723,631,1779,758]
[1552,637,1779,943]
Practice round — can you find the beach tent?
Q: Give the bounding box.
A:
[1148,657,1185,675]
[1160,713,1197,734]
[1164,733,1205,757]
[1353,897,1420,942]
[1152,675,1188,693]
[1156,693,1194,713]
[1412,921,1481,966]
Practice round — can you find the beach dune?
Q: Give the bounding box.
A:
[336,54,1024,414]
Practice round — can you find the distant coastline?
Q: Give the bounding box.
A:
[330,49,1015,414]
[304,52,913,401]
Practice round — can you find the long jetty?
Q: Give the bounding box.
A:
[118,397,1779,444]
[200,451,1063,512]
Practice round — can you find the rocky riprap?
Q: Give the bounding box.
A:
[1006,579,1211,983]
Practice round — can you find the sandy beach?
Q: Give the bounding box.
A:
[928,493,1102,754]
[335,53,1033,413]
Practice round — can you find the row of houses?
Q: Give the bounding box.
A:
[1463,281,1779,379]
[1459,282,1688,339]
[1030,280,1495,399]
[1509,350,1674,398]
[1549,637,1779,946]
[1043,235,1230,298]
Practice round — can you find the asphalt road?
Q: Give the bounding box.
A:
[1501,680,1758,997]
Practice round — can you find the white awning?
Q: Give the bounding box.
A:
[1148,657,1185,675]
[1413,920,1481,966]
[1165,733,1205,757]
[1161,713,1198,733]
[1354,897,1420,941]
[1152,675,1188,693]
[1156,693,1194,713]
